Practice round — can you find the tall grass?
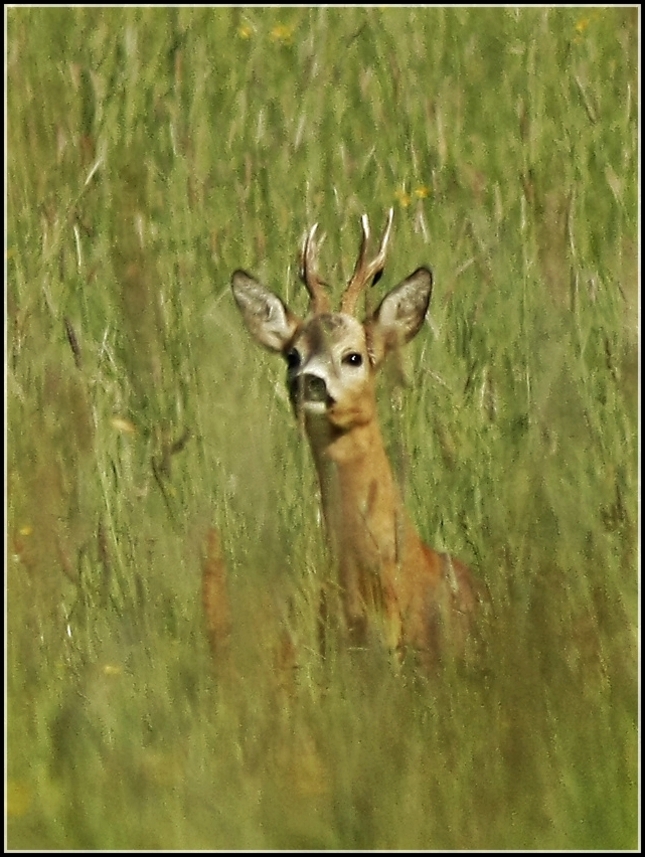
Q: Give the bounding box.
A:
[6,6,638,849]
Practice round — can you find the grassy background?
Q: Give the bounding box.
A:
[6,6,638,849]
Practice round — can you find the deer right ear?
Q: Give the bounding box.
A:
[366,267,433,366]
[231,270,300,353]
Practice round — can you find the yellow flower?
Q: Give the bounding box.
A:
[270,23,295,45]
[394,188,411,207]
[19,525,33,537]
[238,24,254,40]
[414,185,430,199]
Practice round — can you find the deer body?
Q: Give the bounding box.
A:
[304,377,480,666]
[232,211,484,666]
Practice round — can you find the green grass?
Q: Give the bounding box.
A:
[6,6,638,850]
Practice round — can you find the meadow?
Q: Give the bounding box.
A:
[6,6,639,849]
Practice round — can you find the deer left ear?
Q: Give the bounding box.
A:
[232,270,300,353]
[366,267,433,366]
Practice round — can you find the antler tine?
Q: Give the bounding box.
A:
[340,207,394,315]
[300,223,331,314]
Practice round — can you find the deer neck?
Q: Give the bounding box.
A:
[304,411,409,571]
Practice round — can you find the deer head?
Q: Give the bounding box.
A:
[231,210,433,436]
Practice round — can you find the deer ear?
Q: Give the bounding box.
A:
[232,270,300,352]
[366,267,433,366]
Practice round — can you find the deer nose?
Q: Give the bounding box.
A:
[303,373,329,403]
[289,372,333,406]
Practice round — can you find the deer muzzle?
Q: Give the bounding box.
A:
[289,372,334,410]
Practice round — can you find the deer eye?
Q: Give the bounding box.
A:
[285,348,301,370]
[343,352,363,368]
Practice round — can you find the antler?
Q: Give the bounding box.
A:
[300,223,331,314]
[340,208,394,315]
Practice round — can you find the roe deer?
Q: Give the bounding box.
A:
[231,210,487,668]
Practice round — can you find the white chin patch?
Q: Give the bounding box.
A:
[301,400,329,416]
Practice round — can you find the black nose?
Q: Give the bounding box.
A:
[289,373,330,406]
[304,374,330,403]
